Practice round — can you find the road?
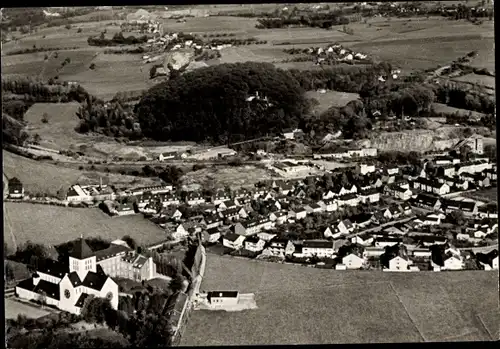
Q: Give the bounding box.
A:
[346,216,416,239]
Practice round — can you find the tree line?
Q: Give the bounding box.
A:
[87,32,150,47]
[256,11,350,29]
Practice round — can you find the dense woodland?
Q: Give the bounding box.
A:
[134,62,311,143]
[87,32,150,46]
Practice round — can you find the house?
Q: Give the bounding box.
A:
[305,203,323,214]
[388,256,410,271]
[158,152,177,161]
[269,211,288,225]
[244,236,266,252]
[186,192,205,206]
[401,202,412,215]
[115,202,136,216]
[385,166,399,176]
[218,200,238,211]
[350,214,372,229]
[66,185,92,202]
[15,237,120,315]
[266,238,291,256]
[384,226,405,236]
[206,291,239,308]
[411,248,432,258]
[443,255,464,270]
[385,184,412,201]
[257,232,277,242]
[302,240,334,258]
[202,228,221,244]
[337,193,360,207]
[411,194,441,211]
[351,233,374,246]
[325,219,354,239]
[282,128,304,140]
[237,207,248,219]
[443,200,478,216]
[356,163,376,175]
[342,253,365,269]
[318,198,338,212]
[205,214,223,229]
[220,207,240,221]
[8,177,24,199]
[160,193,180,206]
[358,188,380,203]
[363,247,385,258]
[173,224,190,240]
[375,237,402,248]
[234,217,274,236]
[290,207,307,220]
[222,233,246,249]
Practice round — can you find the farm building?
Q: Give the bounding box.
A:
[206,291,239,308]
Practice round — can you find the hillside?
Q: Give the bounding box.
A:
[135,62,310,143]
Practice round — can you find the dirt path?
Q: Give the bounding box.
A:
[3,205,18,251]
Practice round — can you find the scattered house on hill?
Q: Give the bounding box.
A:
[8,177,24,199]
[356,163,376,175]
[302,240,334,258]
[66,185,92,202]
[218,199,238,211]
[358,188,380,203]
[244,236,266,252]
[222,233,246,250]
[388,255,411,271]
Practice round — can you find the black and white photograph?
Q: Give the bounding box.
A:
[2,2,498,347]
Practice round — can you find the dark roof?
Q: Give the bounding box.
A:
[81,271,108,291]
[75,293,90,308]
[224,233,242,242]
[206,227,221,235]
[17,278,60,300]
[303,240,333,249]
[38,258,67,278]
[93,244,131,262]
[350,213,372,224]
[245,236,261,244]
[165,291,188,322]
[70,238,94,259]
[68,272,82,287]
[207,291,238,299]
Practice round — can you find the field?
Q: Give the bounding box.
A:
[464,187,498,203]
[5,298,53,320]
[2,150,162,196]
[431,103,486,120]
[3,202,168,249]
[306,90,360,114]
[451,73,496,89]
[182,254,499,345]
[180,165,275,191]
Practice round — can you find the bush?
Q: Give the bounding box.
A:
[89,63,96,70]
[65,24,72,30]
[77,28,82,33]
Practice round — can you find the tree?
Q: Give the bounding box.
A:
[89,63,96,70]
[122,235,138,250]
[169,274,187,293]
[41,113,49,123]
[448,210,465,226]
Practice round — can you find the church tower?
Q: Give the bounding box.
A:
[69,235,96,281]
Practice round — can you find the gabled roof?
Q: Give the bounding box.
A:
[93,244,131,262]
[224,233,243,242]
[81,271,108,291]
[303,240,333,249]
[38,258,67,278]
[70,238,94,259]
[17,278,60,300]
[75,293,90,308]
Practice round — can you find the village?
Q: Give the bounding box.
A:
[5,134,498,276]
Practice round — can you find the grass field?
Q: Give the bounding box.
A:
[451,73,496,90]
[3,202,168,248]
[2,150,161,196]
[464,187,498,203]
[5,298,53,320]
[180,165,275,191]
[23,102,84,150]
[182,254,499,345]
[431,103,486,120]
[306,90,360,113]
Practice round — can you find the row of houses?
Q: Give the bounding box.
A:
[313,147,378,160]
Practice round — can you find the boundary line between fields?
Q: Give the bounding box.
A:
[476,314,494,341]
[388,281,427,342]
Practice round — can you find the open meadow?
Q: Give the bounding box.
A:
[180,165,275,191]
[5,298,53,320]
[3,150,162,196]
[3,202,168,249]
[182,254,499,345]
[306,90,360,113]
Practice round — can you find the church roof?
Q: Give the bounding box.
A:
[81,271,108,291]
[70,238,94,259]
[16,278,60,301]
[75,293,90,308]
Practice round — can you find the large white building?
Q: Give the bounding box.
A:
[15,237,156,315]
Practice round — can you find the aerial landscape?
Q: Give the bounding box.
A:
[2,2,498,348]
